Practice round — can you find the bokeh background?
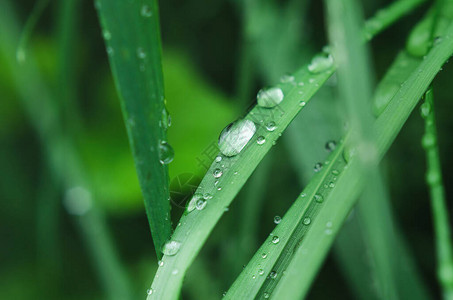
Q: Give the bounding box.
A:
[1,0,452,299]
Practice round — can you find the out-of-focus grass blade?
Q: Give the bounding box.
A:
[15,0,50,63]
[95,0,172,256]
[147,0,428,298]
[0,2,133,299]
[271,21,453,300]
[421,88,453,299]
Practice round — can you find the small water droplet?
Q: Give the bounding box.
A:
[314,194,323,203]
[162,240,181,256]
[258,269,265,275]
[106,47,114,55]
[215,155,222,163]
[325,140,337,152]
[314,162,323,172]
[261,253,268,259]
[308,53,334,73]
[269,271,277,279]
[147,288,153,295]
[162,107,171,130]
[187,193,203,212]
[196,199,207,210]
[422,134,436,148]
[64,186,92,216]
[217,187,222,191]
[264,292,270,298]
[420,102,431,118]
[103,30,111,40]
[213,168,223,178]
[218,119,256,157]
[137,47,146,59]
[257,87,284,108]
[203,193,213,200]
[299,101,306,107]
[332,170,340,175]
[159,141,174,164]
[280,74,295,83]
[257,136,266,145]
[158,260,164,266]
[265,121,277,132]
[274,215,282,224]
[272,236,280,244]
[303,217,311,225]
[141,5,153,17]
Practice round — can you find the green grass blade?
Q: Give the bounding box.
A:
[0,2,133,298]
[271,21,453,300]
[421,88,453,299]
[15,0,50,63]
[325,0,400,298]
[147,1,427,298]
[95,0,172,256]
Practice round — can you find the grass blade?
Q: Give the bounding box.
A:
[271,20,453,300]
[95,0,172,256]
[148,0,428,298]
[421,88,453,299]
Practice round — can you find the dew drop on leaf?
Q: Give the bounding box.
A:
[308,53,334,73]
[274,215,282,224]
[159,141,174,165]
[218,119,256,157]
[257,136,266,145]
[162,240,181,256]
[257,87,284,108]
[272,236,280,244]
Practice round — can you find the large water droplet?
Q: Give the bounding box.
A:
[257,87,284,108]
[218,119,256,157]
[162,240,181,256]
[308,53,334,73]
[187,193,203,212]
[159,141,174,165]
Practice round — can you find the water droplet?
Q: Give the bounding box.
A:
[162,240,181,256]
[264,292,270,298]
[159,141,174,164]
[303,217,311,225]
[137,47,146,59]
[196,199,207,210]
[258,269,265,275]
[325,140,337,152]
[162,107,171,130]
[261,253,268,259]
[106,47,114,55]
[218,119,256,157]
[265,121,277,132]
[280,74,295,83]
[147,288,153,295]
[257,87,284,108]
[64,186,92,216]
[213,168,223,178]
[215,155,222,163]
[332,170,340,175]
[269,271,277,279]
[217,187,222,191]
[420,102,431,118]
[158,260,164,266]
[314,194,323,203]
[103,30,111,40]
[329,182,335,188]
[187,193,203,212]
[308,53,334,73]
[172,269,179,275]
[422,134,436,148]
[141,5,153,17]
[203,193,213,200]
[257,136,266,145]
[272,236,280,244]
[314,162,323,172]
[252,275,256,279]
[274,215,282,224]
[299,101,306,107]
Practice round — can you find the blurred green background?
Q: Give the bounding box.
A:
[1,0,452,299]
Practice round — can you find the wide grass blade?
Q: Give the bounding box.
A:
[421,88,453,299]
[147,0,427,298]
[95,0,172,256]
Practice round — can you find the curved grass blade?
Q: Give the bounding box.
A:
[15,0,50,63]
[147,0,428,298]
[95,0,172,257]
[421,88,453,299]
[271,21,453,300]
